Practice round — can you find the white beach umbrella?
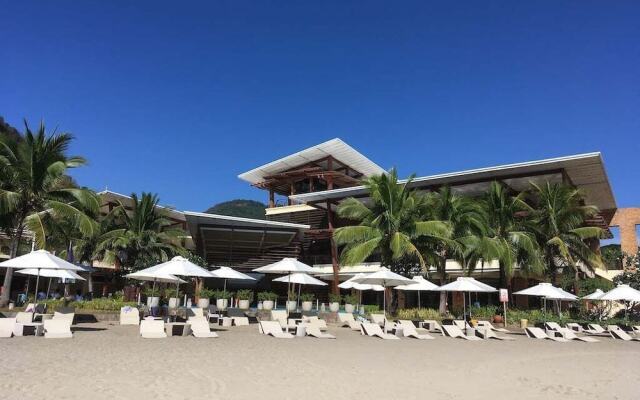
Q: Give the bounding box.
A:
[395,276,439,308]
[599,284,640,319]
[139,256,215,307]
[513,282,576,320]
[253,258,315,313]
[17,268,86,299]
[437,277,497,333]
[210,266,255,291]
[582,289,605,301]
[339,274,385,291]
[125,270,187,298]
[274,272,327,307]
[0,250,84,302]
[352,268,416,316]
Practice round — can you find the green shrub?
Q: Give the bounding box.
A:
[196,288,216,299]
[257,291,278,301]
[469,305,499,320]
[236,289,254,301]
[212,289,233,300]
[396,308,442,321]
[328,293,342,303]
[163,288,181,298]
[362,304,380,314]
[343,294,358,305]
[288,290,298,301]
[142,287,161,297]
[42,298,137,312]
[299,292,315,302]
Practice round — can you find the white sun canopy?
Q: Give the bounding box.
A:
[125,270,186,284]
[437,277,497,293]
[513,282,575,300]
[273,273,327,286]
[16,268,86,281]
[252,258,315,274]
[0,250,84,271]
[599,284,640,302]
[395,276,439,291]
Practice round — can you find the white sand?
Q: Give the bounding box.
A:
[1,321,638,400]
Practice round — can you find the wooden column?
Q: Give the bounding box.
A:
[327,200,340,294]
[327,157,334,190]
[288,182,296,206]
[268,188,275,208]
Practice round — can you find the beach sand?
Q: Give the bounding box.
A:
[1,321,637,400]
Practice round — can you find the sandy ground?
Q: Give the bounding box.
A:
[1,320,638,400]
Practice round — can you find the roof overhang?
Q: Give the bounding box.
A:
[183,211,310,231]
[237,138,386,185]
[288,152,617,211]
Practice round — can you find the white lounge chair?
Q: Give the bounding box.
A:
[397,320,434,340]
[525,327,568,342]
[271,310,297,331]
[53,311,75,324]
[544,322,599,342]
[140,320,167,338]
[302,316,328,331]
[0,318,16,338]
[422,320,443,333]
[441,325,482,341]
[190,317,219,338]
[566,323,582,332]
[305,325,335,339]
[453,320,473,330]
[337,313,362,331]
[43,319,72,339]
[120,306,140,325]
[476,320,512,334]
[186,307,204,319]
[361,322,400,340]
[16,312,33,324]
[259,320,294,339]
[608,326,640,342]
[475,327,515,341]
[584,324,608,335]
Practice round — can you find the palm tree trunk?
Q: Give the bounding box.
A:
[438,257,447,314]
[0,224,24,306]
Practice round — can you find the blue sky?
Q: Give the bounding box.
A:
[1,1,639,212]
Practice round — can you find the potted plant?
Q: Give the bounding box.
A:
[328,293,342,312]
[213,289,233,311]
[287,290,298,311]
[196,288,214,308]
[143,287,160,308]
[299,293,315,311]
[164,288,181,308]
[343,294,358,313]
[257,291,277,310]
[236,289,253,310]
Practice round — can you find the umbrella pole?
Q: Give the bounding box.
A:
[463,292,467,335]
[33,268,42,303]
[418,291,421,309]
[287,274,291,317]
[224,279,227,292]
[46,278,52,299]
[297,284,301,310]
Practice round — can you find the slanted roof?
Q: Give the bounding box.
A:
[97,190,186,222]
[288,152,616,211]
[237,138,386,185]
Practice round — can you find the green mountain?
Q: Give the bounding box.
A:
[0,117,22,143]
[205,199,267,220]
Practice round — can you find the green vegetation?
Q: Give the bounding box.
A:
[328,293,342,303]
[614,268,640,290]
[163,288,181,298]
[196,288,216,299]
[257,291,278,302]
[236,289,254,301]
[205,199,266,220]
[299,292,315,302]
[343,294,358,305]
[40,298,137,312]
[396,308,444,321]
[212,289,233,300]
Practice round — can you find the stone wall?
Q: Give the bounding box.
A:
[609,207,640,255]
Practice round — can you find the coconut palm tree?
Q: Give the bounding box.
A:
[95,192,185,272]
[333,169,451,312]
[423,186,487,313]
[529,182,605,285]
[478,181,544,289]
[0,120,98,306]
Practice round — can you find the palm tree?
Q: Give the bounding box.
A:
[334,169,451,312]
[95,192,185,272]
[479,181,543,290]
[424,186,487,313]
[529,182,604,286]
[0,120,98,306]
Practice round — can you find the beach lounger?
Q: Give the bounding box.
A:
[608,326,640,342]
[302,316,328,331]
[361,322,400,340]
[476,320,512,334]
[441,325,482,341]
[397,320,434,340]
[0,318,16,338]
[186,307,204,319]
[422,320,443,333]
[43,319,72,339]
[566,323,583,332]
[453,320,473,330]
[305,325,335,339]
[140,320,167,338]
[53,311,75,325]
[562,330,599,342]
[259,320,294,339]
[475,327,515,340]
[16,312,33,324]
[120,306,140,325]
[584,324,608,335]
[271,310,297,331]
[227,308,250,326]
[190,317,219,338]
[338,313,362,331]
[525,327,568,342]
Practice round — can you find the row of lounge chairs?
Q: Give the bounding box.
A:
[0,311,74,338]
